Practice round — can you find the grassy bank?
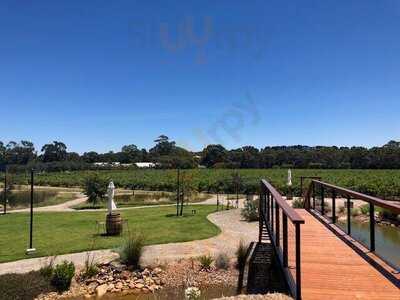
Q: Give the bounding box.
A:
[0,205,220,263]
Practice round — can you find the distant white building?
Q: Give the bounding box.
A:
[120,163,133,167]
[93,162,155,168]
[135,162,156,168]
[93,162,109,167]
[93,162,127,167]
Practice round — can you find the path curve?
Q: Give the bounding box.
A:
[0,208,257,275]
[7,194,246,213]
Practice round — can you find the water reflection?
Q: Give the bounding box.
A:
[337,220,400,269]
[73,286,236,300]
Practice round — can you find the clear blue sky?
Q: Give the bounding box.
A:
[1,0,399,153]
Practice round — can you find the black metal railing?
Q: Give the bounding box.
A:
[259,179,305,300]
[304,180,400,268]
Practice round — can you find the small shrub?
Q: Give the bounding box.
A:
[80,252,99,280]
[338,205,345,214]
[119,233,145,269]
[215,252,230,270]
[360,204,370,215]
[378,208,399,221]
[39,256,56,279]
[291,198,304,208]
[51,261,75,292]
[235,240,248,270]
[0,271,54,300]
[198,254,214,271]
[185,287,201,300]
[241,200,258,222]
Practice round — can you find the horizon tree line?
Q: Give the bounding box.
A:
[1,137,400,171]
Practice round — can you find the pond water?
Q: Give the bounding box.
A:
[337,220,400,269]
[73,285,236,300]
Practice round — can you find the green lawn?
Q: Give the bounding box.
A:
[0,205,220,263]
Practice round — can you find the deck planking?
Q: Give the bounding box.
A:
[286,209,400,300]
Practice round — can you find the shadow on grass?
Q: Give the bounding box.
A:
[165,213,196,218]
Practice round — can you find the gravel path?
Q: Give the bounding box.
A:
[7,194,246,213]
[0,208,257,275]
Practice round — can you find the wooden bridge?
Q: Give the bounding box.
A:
[257,179,400,300]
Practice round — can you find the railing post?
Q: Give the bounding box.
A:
[266,191,270,222]
[259,183,263,243]
[321,185,325,216]
[271,197,274,234]
[275,204,280,247]
[295,222,301,300]
[332,190,336,223]
[347,197,351,235]
[283,214,288,267]
[370,203,375,252]
[312,182,315,210]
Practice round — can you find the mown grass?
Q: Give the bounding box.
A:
[0,205,220,263]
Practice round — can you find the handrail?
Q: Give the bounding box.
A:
[261,179,305,224]
[312,180,400,214]
[259,179,304,300]
[305,179,400,270]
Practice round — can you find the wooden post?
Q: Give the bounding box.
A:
[332,190,336,223]
[312,182,316,210]
[266,191,270,222]
[295,223,301,300]
[259,184,263,243]
[347,197,351,235]
[321,186,325,216]
[283,214,288,267]
[370,203,375,252]
[275,204,280,247]
[271,197,274,233]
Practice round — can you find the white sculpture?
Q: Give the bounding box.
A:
[288,169,292,186]
[107,181,117,214]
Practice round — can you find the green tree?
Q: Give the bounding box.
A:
[82,151,100,163]
[121,144,141,163]
[150,135,176,156]
[200,144,227,168]
[4,140,36,165]
[41,141,67,162]
[84,174,108,206]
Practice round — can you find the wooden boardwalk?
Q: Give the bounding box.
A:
[287,209,399,300]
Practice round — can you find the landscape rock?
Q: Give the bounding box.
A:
[95,284,108,298]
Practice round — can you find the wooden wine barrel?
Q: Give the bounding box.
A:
[106,213,122,236]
